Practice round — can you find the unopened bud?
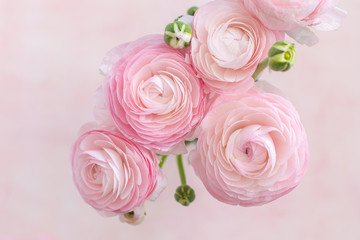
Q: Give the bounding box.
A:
[268,41,296,72]
[174,185,195,206]
[187,6,198,16]
[164,21,193,49]
[119,204,146,225]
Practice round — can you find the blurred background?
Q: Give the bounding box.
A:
[0,0,359,239]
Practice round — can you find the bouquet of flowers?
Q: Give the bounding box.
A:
[71,0,346,225]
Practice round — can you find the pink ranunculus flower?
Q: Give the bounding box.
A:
[72,129,161,213]
[99,35,206,152]
[190,87,309,206]
[190,0,284,94]
[242,0,347,32]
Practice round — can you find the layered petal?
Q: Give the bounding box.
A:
[190,86,309,206]
[242,0,346,32]
[99,35,206,152]
[190,0,283,93]
[72,129,161,213]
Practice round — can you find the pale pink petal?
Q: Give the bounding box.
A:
[286,27,320,46]
[72,130,163,214]
[190,0,283,93]
[241,0,346,32]
[100,35,206,151]
[190,86,309,206]
[312,7,347,31]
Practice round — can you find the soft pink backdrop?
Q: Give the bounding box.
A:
[0,0,359,239]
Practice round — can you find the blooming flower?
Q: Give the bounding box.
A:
[190,86,309,206]
[72,129,161,213]
[99,35,206,152]
[190,0,284,93]
[242,0,346,45]
[242,0,346,31]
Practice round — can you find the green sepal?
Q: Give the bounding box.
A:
[174,15,184,22]
[185,138,198,146]
[164,21,193,49]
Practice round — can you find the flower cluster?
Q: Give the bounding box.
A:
[71,0,345,224]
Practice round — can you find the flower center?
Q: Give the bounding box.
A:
[225,125,273,177]
[210,23,255,69]
[223,27,250,59]
[138,74,176,113]
[90,164,101,180]
[244,145,252,157]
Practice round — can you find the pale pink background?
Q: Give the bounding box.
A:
[0,0,359,239]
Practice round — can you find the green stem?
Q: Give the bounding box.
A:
[177,155,186,185]
[252,58,269,81]
[159,155,168,168]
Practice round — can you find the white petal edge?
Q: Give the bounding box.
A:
[147,171,167,201]
[99,43,130,76]
[177,15,194,27]
[312,7,347,31]
[255,80,289,100]
[286,27,320,47]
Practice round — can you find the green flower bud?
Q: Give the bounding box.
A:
[164,21,193,49]
[268,41,296,72]
[174,185,195,206]
[187,6,198,16]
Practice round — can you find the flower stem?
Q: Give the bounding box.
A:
[159,155,168,168]
[177,155,186,185]
[252,58,269,81]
